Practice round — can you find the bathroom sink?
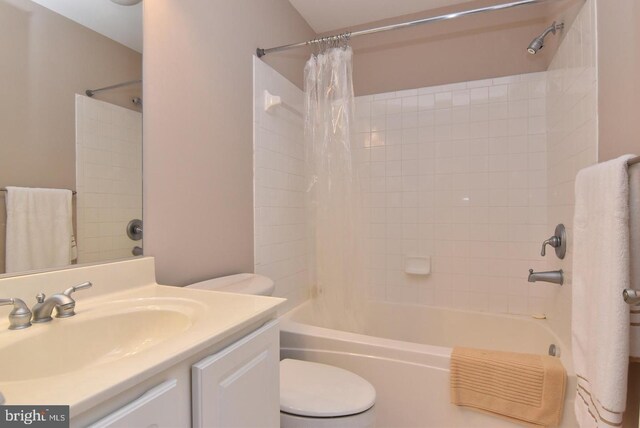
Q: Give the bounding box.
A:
[0,299,196,382]
[0,271,284,414]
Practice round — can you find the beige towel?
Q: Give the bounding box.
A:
[451,347,566,427]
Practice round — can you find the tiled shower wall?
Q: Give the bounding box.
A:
[545,0,598,347]
[253,63,552,316]
[354,72,550,315]
[254,0,598,321]
[75,95,142,264]
[253,58,310,313]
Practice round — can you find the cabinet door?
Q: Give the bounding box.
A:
[88,379,180,428]
[192,320,280,428]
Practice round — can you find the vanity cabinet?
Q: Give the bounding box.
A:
[88,380,180,428]
[76,319,279,428]
[192,320,280,428]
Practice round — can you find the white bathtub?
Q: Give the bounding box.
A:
[280,300,577,428]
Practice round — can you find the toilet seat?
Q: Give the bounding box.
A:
[280,359,376,418]
[185,274,376,425]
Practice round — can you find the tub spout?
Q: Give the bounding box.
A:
[528,269,563,285]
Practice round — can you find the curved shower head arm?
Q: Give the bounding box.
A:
[540,21,564,39]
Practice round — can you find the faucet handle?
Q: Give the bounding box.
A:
[0,298,32,330]
[63,281,92,298]
[540,224,566,259]
[51,282,92,319]
[540,236,560,256]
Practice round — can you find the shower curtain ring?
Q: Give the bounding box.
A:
[311,37,320,56]
[343,32,352,48]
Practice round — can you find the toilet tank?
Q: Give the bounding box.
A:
[186,273,275,296]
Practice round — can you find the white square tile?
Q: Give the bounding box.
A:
[386,114,403,130]
[387,98,402,115]
[489,85,508,102]
[435,92,453,108]
[418,94,435,110]
[402,96,418,113]
[371,100,386,116]
[508,82,529,101]
[470,87,489,104]
[452,91,470,106]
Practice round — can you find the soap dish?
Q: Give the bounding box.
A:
[404,256,431,275]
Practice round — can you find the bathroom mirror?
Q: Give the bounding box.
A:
[0,0,143,277]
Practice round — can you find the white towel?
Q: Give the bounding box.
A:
[630,162,640,358]
[5,187,74,273]
[572,154,635,427]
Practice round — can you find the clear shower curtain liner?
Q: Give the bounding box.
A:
[304,46,365,330]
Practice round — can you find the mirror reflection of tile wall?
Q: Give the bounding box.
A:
[75,95,142,264]
[0,0,142,275]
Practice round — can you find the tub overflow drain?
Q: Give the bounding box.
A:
[548,344,560,357]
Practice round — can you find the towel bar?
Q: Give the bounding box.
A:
[0,188,76,195]
[623,289,640,305]
[620,157,639,304]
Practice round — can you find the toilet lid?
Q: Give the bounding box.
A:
[280,359,376,418]
[187,274,275,296]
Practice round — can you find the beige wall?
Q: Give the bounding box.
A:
[340,0,582,96]
[143,0,314,286]
[597,0,640,161]
[0,0,142,191]
[0,0,142,274]
[596,1,640,426]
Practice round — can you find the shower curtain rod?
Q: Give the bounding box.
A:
[257,0,550,58]
[86,79,142,97]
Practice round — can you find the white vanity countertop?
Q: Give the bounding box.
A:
[0,260,284,416]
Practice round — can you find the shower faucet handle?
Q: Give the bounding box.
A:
[540,224,566,259]
[540,236,560,257]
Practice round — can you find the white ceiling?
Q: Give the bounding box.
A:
[287,0,478,33]
[30,0,142,53]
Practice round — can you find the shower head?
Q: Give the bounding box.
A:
[527,21,564,55]
[132,97,142,106]
[527,37,545,55]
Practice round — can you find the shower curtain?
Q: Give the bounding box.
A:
[304,46,365,330]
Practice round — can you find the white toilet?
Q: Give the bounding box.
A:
[187,274,376,427]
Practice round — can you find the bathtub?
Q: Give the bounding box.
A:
[280,299,577,427]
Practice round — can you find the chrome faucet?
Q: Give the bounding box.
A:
[0,298,32,330]
[528,269,563,285]
[32,281,92,323]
